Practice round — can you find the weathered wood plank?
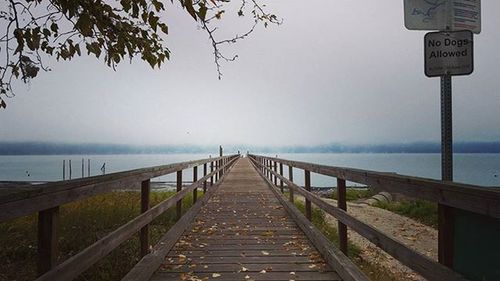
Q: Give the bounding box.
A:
[37,207,59,276]
[152,271,341,281]
[140,179,151,258]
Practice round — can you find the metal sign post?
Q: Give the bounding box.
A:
[440,75,453,182]
[439,74,454,267]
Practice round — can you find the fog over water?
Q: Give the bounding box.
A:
[1,2,500,147]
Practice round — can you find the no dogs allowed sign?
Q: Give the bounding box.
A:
[424,30,473,77]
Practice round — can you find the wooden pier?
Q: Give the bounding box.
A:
[149,158,342,280]
[1,153,500,281]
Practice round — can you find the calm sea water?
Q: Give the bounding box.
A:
[0,153,499,187]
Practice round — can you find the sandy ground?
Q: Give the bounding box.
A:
[299,196,438,281]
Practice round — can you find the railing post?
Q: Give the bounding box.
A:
[37,206,59,276]
[273,161,278,186]
[193,166,198,204]
[176,170,182,220]
[210,161,214,186]
[203,163,207,194]
[215,160,219,182]
[337,178,348,254]
[140,179,150,258]
[279,162,284,193]
[305,170,312,221]
[289,166,294,203]
[268,160,271,179]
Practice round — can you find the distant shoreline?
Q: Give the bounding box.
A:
[1,141,500,155]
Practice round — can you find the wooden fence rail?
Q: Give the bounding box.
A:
[247,154,496,281]
[0,154,239,279]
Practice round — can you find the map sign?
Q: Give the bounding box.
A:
[404,0,481,34]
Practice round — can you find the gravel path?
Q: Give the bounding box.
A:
[321,198,438,281]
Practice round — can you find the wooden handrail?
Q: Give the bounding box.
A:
[35,155,240,281]
[249,155,469,281]
[0,155,233,222]
[249,155,500,219]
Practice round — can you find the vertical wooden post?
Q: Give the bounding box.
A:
[219,146,223,179]
[62,160,65,180]
[337,178,348,254]
[273,161,278,186]
[305,170,311,221]
[88,159,90,177]
[269,160,272,180]
[69,160,72,180]
[203,163,207,194]
[140,179,150,257]
[81,158,84,178]
[210,161,214,186]
[37,207,59,276]
[215,160,219,182]
[289,166,294,202]
[176,170,182,220]
[193,166,198,203]
[279,163,284,193]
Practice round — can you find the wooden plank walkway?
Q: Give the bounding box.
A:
[152,158,341,280]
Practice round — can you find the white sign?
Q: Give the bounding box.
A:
[404,0,481,34]
[424,30,473,77]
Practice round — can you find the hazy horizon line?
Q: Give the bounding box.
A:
[1,141,500,155]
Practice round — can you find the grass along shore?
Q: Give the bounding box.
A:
[0,191,197,281]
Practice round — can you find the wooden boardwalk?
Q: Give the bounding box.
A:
[152,158,341,280]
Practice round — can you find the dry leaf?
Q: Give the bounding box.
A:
[241,267,249,272]
[212,273,221,278]
[261,251,270,256]
[259,270,266,274]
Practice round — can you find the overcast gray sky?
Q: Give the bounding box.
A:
[1,1,499,147]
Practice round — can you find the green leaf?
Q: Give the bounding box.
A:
[149,13,159,31]
[50,23,58,33]
[152,0,163,12]
[120,0,131,12]
[184,0,197,20]
[197,4,207,21]
[159,23,168,34]
[76,14,93,36]
[42,28,51,37]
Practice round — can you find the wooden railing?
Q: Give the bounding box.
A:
[249,154,500,281]
[0,154,240,280]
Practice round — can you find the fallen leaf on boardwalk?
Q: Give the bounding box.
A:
[212,273,221,278]
[290,272,296,275]
[308,264,317,269]
[261,251,270,255]
[259,270,267,274]
[178,254,187,262]
[241,266,249,272]
[203,265,208,269]
[245,275,251,279]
